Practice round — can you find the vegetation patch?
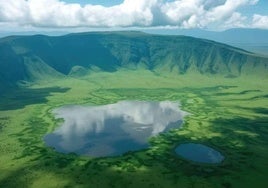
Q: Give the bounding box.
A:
[0,71,267,188]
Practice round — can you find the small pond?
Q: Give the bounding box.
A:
[44,101,187,157]
[175,143,224,164]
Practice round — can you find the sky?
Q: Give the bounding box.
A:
[0,0,267,33]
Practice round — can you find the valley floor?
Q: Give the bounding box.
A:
[0,70,268,188]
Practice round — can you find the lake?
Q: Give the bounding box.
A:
[175,143,224,164]
[44,101,188,157]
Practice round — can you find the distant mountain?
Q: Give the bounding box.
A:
[145,28,268,44]
[0,31,69,39]
[0,31,268,93]
[145,28,268,55]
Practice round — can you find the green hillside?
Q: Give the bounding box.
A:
[0,31,267,93]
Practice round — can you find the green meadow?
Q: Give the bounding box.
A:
[0,70,267,188]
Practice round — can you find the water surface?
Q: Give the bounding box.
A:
[175,143,224,164]
[45,101,187,157]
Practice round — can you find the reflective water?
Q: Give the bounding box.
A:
[44,101,187,157]
[175,143,224,164]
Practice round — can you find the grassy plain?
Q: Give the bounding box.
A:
[0,70,267,188]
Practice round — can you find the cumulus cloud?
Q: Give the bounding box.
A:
[0,0,266,30]
[252,14,268,29]
[222,12,247,29]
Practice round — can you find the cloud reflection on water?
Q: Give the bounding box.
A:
[45,101,188,157]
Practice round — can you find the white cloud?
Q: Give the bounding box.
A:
[0,0,28,22]
[0,0,266,30]
[252,14,268,29]
[221,12,247,30]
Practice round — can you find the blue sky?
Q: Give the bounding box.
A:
[0,0,267,32]
[238,0,268,16]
